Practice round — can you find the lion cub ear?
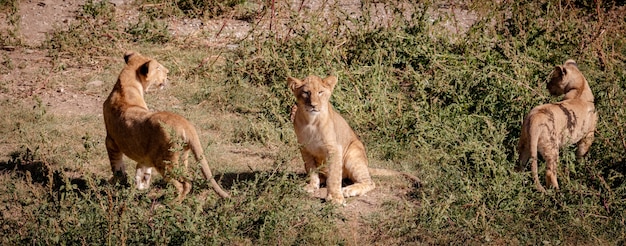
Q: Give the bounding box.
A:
[552,65,566,80]
[138,61,153,77]
[564,59,577,67]
[287,77,304,93]
[138,60,162,77]
[323,75,338,90]
[124,51,136,64]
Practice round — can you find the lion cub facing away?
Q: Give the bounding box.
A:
[518,60,597,193]
[288,75,419,205]
[103,51,230,201]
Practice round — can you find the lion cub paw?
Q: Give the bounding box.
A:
[304,182,320,193]
[536,184,547,193]
[109,171,129,187]
[341,187,360,198]
[342,183,375,198]
[326,193,346,206]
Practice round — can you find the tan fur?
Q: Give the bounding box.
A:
[103,51,230,201]
[288,75,419,205]
[517,60,597,193]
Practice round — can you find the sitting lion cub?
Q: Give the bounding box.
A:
[103,51,230,201]
[517,60,597,192]
[288,75,378,205]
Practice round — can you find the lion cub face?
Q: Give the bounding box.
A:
[288,75,338,116]
[124,52,169,92]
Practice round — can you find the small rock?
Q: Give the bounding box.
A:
[57,88,64,93]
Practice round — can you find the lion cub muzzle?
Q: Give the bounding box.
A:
[300,89,323,114]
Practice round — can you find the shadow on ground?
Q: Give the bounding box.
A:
[0,148,92,193]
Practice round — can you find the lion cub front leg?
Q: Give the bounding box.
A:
[302,151,320,193]
[106,135,128,185]
[325,146,346,205]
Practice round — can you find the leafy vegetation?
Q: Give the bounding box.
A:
[1,0,626,244]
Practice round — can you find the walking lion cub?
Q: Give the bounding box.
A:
[517,60,597,192]
[103,51,230,201]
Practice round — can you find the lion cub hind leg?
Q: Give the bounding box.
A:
[342,176,375,197]
[533,144,560,193]
[341,143,375,198]
[530,157,546,193]
[157,150,193,202]
[516,138,531,172]
[169,178,192,203]
[544,154,560,190]
[160,172,192,203]
[576,132,595,159]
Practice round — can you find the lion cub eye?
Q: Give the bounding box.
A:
[318,91,324,96]
[302,91,310,98]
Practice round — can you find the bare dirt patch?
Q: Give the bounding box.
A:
[1,0,105,118]
[17,0,83,47]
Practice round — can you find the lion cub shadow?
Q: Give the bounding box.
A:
[142,171,263,202]
[110,169,419,203]
[0,148,91,196]
[216,171,389,203]
[194,171,328,202]
[216,171,420,203]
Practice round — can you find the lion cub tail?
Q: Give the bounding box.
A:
[189,135,231,198]
[528,125,544,192]
[369,168,421,187]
